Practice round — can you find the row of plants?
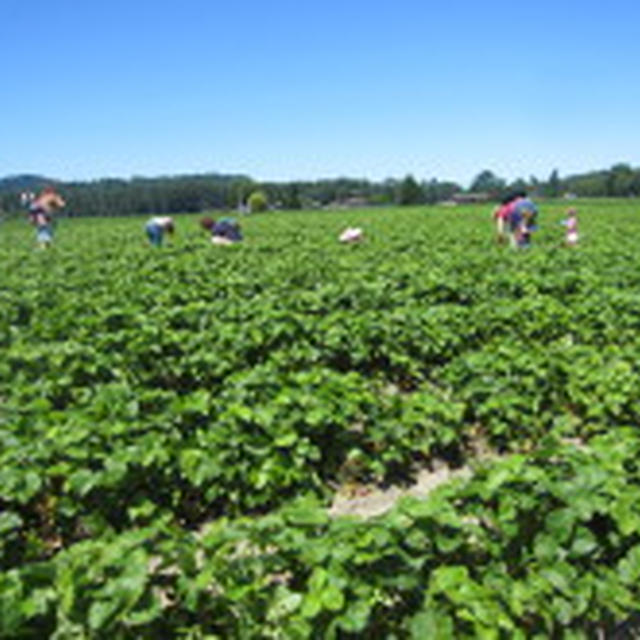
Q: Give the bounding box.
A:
[3,431,640,638]
[2,200,640,636]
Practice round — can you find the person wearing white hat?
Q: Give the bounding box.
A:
[338,227,363,243]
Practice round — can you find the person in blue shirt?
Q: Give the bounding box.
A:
[509,197,538,248]
[145,216,175,247]
[201,216,243,245]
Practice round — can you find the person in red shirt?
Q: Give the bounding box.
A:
[27,187,66,249]
[492,202,511,244]
[492,191,524,244]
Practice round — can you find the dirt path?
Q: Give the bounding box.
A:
[328,459,474,519]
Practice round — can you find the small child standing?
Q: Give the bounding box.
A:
[562,208,579,247]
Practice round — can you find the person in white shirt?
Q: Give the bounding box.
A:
[562,208,579,247]
[145,216,174,247]
[338,227,363,243]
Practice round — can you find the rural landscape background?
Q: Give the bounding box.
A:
[1,162,640,217]
[4,0,640,637]
[3,197,640,637]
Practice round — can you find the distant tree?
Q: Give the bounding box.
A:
[424,179,440,205]
[564,172,607,197]
[248,190,268,213]
[437,181,462,201]
[611,163,632,174]
[3,163,639,220]
[469,170,505,195]
[281,183,302,209]
[547,169,561,198]
[228,178,255,210]
[607,163,634,196]
[528,175,540,195]
[507,178,528,197]
[422,178,461,204]
[396,175,424,205]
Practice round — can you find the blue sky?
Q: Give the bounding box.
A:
[2,0,639,187]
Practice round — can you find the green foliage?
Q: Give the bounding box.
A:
[247,190,268,213]
[2,200,640,637]
[396,174,424,205]
[469,169,506,195]
[546,168,562,198]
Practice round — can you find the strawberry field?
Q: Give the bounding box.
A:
[2,200,640,638]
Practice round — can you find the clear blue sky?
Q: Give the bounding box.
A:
[2,0,639,187]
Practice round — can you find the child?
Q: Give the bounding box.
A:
[145,216,175,247]
[562,208,579,246]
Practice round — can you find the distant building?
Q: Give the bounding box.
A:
[451,192,490,204]
[328,196,369,209]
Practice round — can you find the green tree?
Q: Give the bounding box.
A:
[395,175,424,205]
[607,163,634,196]
[228,178,255,210]
[282,183,302,209]
[547,169,561,198]
[248,190,268,213]
[507,178,528,196]
[469,170,505,195]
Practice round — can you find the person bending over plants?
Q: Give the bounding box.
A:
[200,216,243,245]
[509,196,539,248]
[145,216,175,247]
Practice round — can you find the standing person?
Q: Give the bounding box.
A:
[28,186,66,249]
[201,216,243,245]
[562,208,579,247]
[145,216,175,247]
[509,195,538,248]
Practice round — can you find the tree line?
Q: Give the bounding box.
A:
[468,165,640,199]
[1,164,639,218]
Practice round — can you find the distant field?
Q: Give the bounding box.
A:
[2,199,640,638]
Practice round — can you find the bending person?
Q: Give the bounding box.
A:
[339,227,364,243]
[201,216,243,245]
[492,192,523,244]
[509,195,538,248]
[145,216,175,247]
